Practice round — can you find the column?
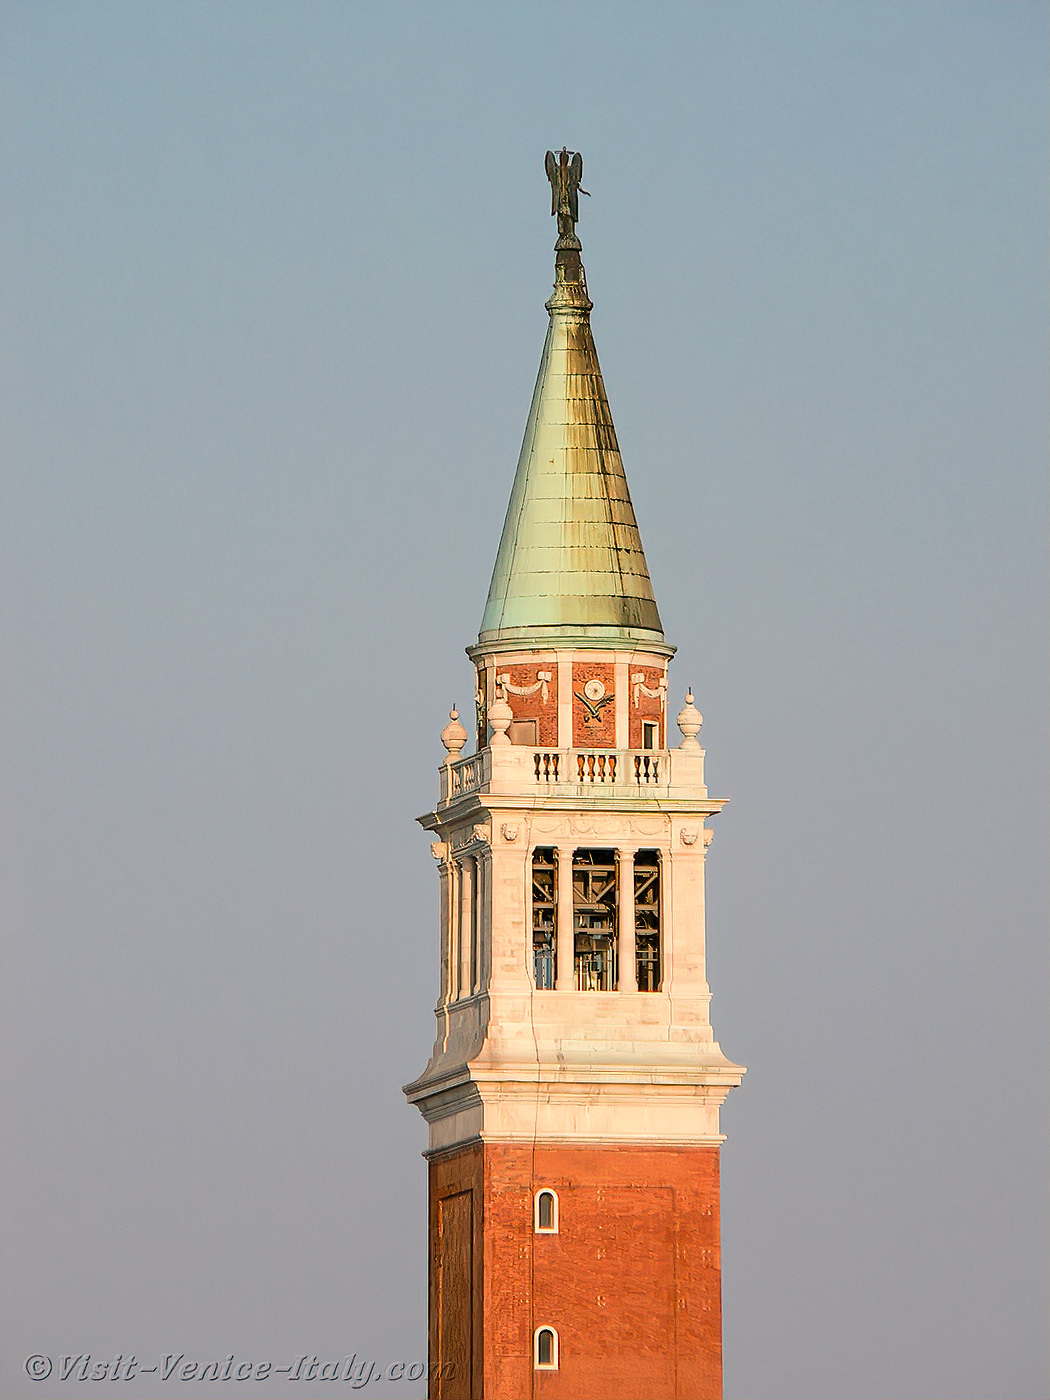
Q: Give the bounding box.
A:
[435,848,452,1004]
[617,849,636,991]
[472,851,486,995]
[660,848,674,992]
[458,856,474,999]
[556,845,575,990]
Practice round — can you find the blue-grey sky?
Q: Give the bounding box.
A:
[2,4,1047,1398]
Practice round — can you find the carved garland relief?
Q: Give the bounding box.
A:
[531,815,667,839]
[483,663,558,746]
[629,666,667,748]
[497,671,552,704]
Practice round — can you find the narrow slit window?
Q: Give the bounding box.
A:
[572,849,617,991]
[531,848,556,989]
[634,851,661,991]
[475,668,488,752]
[534,1327,558,1370]
[534,1189,559,1233]
[642,719,659,750]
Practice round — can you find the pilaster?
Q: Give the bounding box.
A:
[617,848,636,991]
[555,844,574,991]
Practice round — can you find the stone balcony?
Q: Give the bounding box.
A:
[438,743,709,806]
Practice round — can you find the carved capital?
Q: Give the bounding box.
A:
[453,822,490,851]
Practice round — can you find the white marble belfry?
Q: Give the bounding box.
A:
[405,684,745,1152]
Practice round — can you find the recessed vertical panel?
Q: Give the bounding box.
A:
[436,1190,473,1399]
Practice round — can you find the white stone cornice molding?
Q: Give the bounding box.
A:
[407,1070,745,1153]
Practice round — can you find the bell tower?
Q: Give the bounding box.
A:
[405,151,744,1400]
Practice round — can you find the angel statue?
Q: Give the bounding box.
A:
[545,148,589,240]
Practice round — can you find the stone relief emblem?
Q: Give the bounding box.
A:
[500,823,519,843]
[575,677,614,728]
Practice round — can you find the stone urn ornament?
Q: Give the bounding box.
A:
[440,706,468,760]
[676,690,703,749]
[487,688,514,746]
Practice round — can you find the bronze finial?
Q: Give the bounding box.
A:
[545,148,589,248]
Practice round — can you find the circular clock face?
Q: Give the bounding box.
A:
[583,678,606,702]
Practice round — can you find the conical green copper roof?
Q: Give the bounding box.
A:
[476,245,666,654]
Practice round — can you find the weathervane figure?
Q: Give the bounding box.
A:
[545,147,589,243]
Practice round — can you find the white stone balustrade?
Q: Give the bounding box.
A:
[439,743,707,804]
